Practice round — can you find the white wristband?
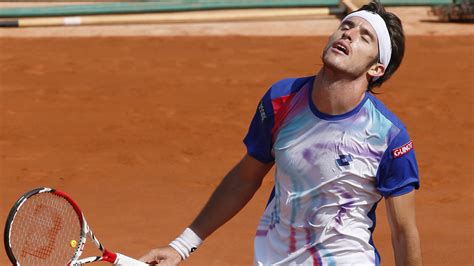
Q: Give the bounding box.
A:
[169,228,203,260]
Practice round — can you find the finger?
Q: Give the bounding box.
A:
[138,253,157,264]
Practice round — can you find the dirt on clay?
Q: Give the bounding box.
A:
[0,5,473,266]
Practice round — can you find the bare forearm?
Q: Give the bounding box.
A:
[392,228,422,266]
[190,156,272,239]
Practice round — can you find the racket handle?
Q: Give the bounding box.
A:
[115,253,149,265]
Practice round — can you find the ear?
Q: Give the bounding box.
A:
[367,62,385,79]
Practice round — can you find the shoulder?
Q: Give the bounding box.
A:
[366,93,407,133]
[268,76,314,100]
[366,94,416,162]
[257,76,314,118]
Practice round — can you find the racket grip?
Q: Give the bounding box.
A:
[115,253,149,265]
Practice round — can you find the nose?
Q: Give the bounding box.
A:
[342,28,354,42]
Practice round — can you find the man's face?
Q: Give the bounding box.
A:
[322,16,381,79]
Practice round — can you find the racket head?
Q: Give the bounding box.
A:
[4,187,86,265]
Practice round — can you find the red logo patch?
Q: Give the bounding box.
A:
[392,140,413,158]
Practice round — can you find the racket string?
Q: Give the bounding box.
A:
[10,192,83,265]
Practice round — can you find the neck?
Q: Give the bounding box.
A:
[312,66,369,116]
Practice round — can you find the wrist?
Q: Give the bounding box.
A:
[169,228,203,260]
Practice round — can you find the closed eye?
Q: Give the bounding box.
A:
[339,20,353,31]
[360,26,375,43]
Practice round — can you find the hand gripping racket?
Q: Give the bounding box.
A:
[4,187,148,265]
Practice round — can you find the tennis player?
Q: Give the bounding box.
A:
[140,1,421,265]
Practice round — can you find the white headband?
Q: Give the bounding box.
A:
[342,11,392,78]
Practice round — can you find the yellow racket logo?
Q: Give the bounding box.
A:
[70,239,77,248]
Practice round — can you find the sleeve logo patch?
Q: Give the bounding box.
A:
[392,140,413,158]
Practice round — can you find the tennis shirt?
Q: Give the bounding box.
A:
[244,76,420,265]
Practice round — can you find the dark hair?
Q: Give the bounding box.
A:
[358,1,405,92]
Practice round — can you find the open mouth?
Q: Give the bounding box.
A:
[332,41,349,55]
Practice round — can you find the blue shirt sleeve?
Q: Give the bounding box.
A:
[376,128,420,198]
[243,88,275,163]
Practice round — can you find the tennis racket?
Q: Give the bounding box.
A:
[4,187,148,265]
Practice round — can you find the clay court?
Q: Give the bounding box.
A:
[0,4,473,266]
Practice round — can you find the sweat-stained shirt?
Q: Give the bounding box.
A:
[244,76,419,265]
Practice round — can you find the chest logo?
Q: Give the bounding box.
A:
[336,154,353,166]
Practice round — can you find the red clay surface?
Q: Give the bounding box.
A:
[0,36,473,265]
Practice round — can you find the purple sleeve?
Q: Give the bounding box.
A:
[376,129,420,198]
[243,89,275,163]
